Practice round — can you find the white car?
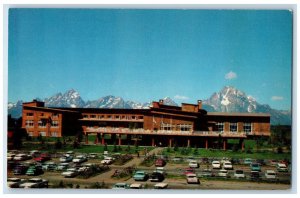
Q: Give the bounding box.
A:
[223,161,233,170]
[276,163,288,172]
[56,163,69,171]
[265,170,277,179]
[186,173,200,184]
[60,155,73,162]
[7,177,25,188]
[218,169,228,177]
[14,154,31,161]
[154,183,168,189]
[234,170,245,179]
[61,168,79,178]
[189,160,199,168]
[7,153,15,161]
[212,161,221,169]
[72,155,87,163]
[130,183,143,189]
[19,178,48,188]
[101,156,114,165]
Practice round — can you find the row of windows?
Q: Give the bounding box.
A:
[216,122,252,133]
[160,123,193,131]
[83,114,143,120]
[25,120,59,128]
[27,131,58,137]
[26,112,59,117]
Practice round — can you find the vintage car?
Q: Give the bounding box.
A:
[189,160,199,168]
[154,183,168,189]
[61,168,79,178]
[112,183,130,189]
[133,171,149,181]
[155,158,166,167]
[276,163,288,172]
[265,170,277,179]
[212,161,221,169]
[149,172,165,182]
[186,173,200,184]
[223,161,233,170]
[130,183,143,189]
[233,170,245,179]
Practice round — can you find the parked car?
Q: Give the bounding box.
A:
[26,165,44,176]
[30,150,41,157]
[42,162,57,171]
[7,153,15,161]
[183,168,195,175]
[88,153,98,159]
[155,167,166,175]
[223,161,233,170]
[199,169,214,177]
[154,183,168,189]
[34,153,51,163]
[269,159,278,166]
[59,155,73,162]
[218,169,229,178]
[189,160,199,168]
[14,154,31,161]
[149,172,165,182]
[234,170,245,179]
[19,178,48,188]
[276,163,288,172]
[172,157,183,163]
[155,158,166,167]
[244,158,253,165]
[112,183,130,189]
[100,156,114,165]
[255,159,266,166]
[133,171,149,181]
[250,171,261,181]
[61,168,79,178]
[130,183,143,189]
[250,163,261,172]
[212,161,221,169]
[7,177,26,188]
[186,173,200,184]
[66,151,74,155]
[56,163,69,171]
[72,155,88,163]
[13,165,29,175]
[265,170,277,179]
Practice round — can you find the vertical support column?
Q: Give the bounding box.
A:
[241,140,245,151]
[152,137,155,147]
[223,139,227,150]
[169,138,172,147]
[101,133,105,145]
[205,139,208,149]
[118,134,122,146]
[85,133,88,144]
[187,139,190,147]
[95,133,99,144]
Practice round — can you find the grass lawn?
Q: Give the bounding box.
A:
[162,148,291,160]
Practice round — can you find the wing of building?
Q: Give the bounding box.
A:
[22,99,270,150]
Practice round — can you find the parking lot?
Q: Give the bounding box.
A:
[7,147,291,190]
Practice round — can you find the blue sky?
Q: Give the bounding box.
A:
[8,9,292,110]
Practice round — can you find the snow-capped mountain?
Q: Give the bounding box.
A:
[44,89,85,108]
[163,97,178,106]
[7,100,23,118]
[202,86,291,125]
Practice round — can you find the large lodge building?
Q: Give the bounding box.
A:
[22,99,271,150]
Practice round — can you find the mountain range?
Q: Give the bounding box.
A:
[8,86,291,125]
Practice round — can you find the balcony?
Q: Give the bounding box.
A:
[84,127,247,137]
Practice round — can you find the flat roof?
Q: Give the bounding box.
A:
[207,112,270,117]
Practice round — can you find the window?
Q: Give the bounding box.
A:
[26,113,33,116]
[40,113,44,116]
[52,113,59,118]
[115,115,120,119]
[107,115,112,119]
[138,116,143,120]
[230,123,237,132]
[51,121,59,128]
[25,120,34,128]
[121,115,126,120]
[83,115,88,119]
[50,132,58,137]
[178,124,192,131]
[243,122,252,133]
[39,131,46,136]
[216,122,224,132]
[99,115,105,119]
[38,120,47,128]
[132,116,136,120]
[161,123,172,131]
[90,115,96,119]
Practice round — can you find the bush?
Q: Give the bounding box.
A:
[277,147,283,154]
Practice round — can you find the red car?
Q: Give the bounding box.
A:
[34,153,51,163]
[155,159,166,167]
[183,168,195,175]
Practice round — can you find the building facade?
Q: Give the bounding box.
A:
[22,99,270,150]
